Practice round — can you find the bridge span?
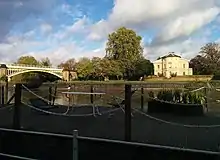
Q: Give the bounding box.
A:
[0,63,77,81]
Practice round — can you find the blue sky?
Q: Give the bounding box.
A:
[0,0,220,65]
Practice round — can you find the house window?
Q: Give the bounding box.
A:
[158,65,160,69]
[183,72,185,75]
[164,64,166,68]
[183,64,185,68]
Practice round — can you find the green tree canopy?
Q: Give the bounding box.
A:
[105,27,143,79]
[133,58,153,80]
[190,42,220,75]
[75,57,93,80]
[40,57,52,67]
[91,57,103,79]
[58,58,76,70]
[16,56,39,65]
[100,58,123,80]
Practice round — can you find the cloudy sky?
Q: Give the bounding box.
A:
[0,0,220,66]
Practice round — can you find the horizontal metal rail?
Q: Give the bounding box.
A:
[0,127,219,155]
[0,152,38,160]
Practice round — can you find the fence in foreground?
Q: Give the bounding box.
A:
[0,83,219,159]
[0,127,219,160]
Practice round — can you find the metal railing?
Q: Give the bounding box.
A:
[5,63,62,69]
[0,127,219,160]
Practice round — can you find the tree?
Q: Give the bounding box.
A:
[91,57,103,80]
[200,42,220,74]
[190,42,220,75]
[40,57,52,67]
[105,27,143,80]
[189,55,206,75]
[58,58,76,70]
[75,57,93,80]
[100,58,123,80]
[133,58,153,80]
[16,56,39,65]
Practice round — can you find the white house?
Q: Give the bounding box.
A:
[153,52,193,78]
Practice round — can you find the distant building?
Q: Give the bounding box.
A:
[153,52,193,78]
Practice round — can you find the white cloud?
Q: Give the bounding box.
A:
[145,37,208,61]
[1,0,220,65]
[88,0,220,42]
[66,16,89,33]
[152,7,220,45]
[0,40,40,63]
[28,43,105,66]
[87,20,110,41]
[86,0,220,59]
[40,23,53,33]
[53,16,90,40]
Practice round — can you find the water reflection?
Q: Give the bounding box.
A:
[6,83,220,115]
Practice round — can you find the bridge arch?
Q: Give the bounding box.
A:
[7,69,63,80]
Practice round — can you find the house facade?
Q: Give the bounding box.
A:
[153,53,193,78]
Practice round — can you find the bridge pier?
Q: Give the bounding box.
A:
[62,70,77,81]
[0,64,7,79]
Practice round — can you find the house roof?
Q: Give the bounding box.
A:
[0,64,7,69]
[157,52,181,60]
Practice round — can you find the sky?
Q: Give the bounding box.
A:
[0,0,220,66]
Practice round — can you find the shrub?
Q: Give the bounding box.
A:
[170,72,177,77]
[155,89,205,104]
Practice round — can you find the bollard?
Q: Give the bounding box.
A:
[124,84,132,141]
[141,87,144,110]
[90,85,94,104]
[13,83,22,129]
[73,130,78,160]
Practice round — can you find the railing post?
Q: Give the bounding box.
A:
[141,87,144,110]
[52,85,57,106]
[13,83,22,129]
[48,86,52,105]
[5,78,8,104]
[73,130,78,160]
[204,87,208,112]
[124,84,132,141]
[1,86,4,107]
[90,85,94,104]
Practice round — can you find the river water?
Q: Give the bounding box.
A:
[7,83,147,109]
[6,83,220,114]
[4,83,220,151]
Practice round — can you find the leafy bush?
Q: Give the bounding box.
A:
[148,91,154,98]
[150,89,205,105]
[158,73,163,77]
[0,75,8,82]
[170,72,177,77]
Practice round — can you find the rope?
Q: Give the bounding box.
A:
[133,108,220,128]
[22,85,65,106]
[22,101,122,117]
[147,97,207,106]
[22,84,129,115]
[22,84,124,108]
[189,86,205,92]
